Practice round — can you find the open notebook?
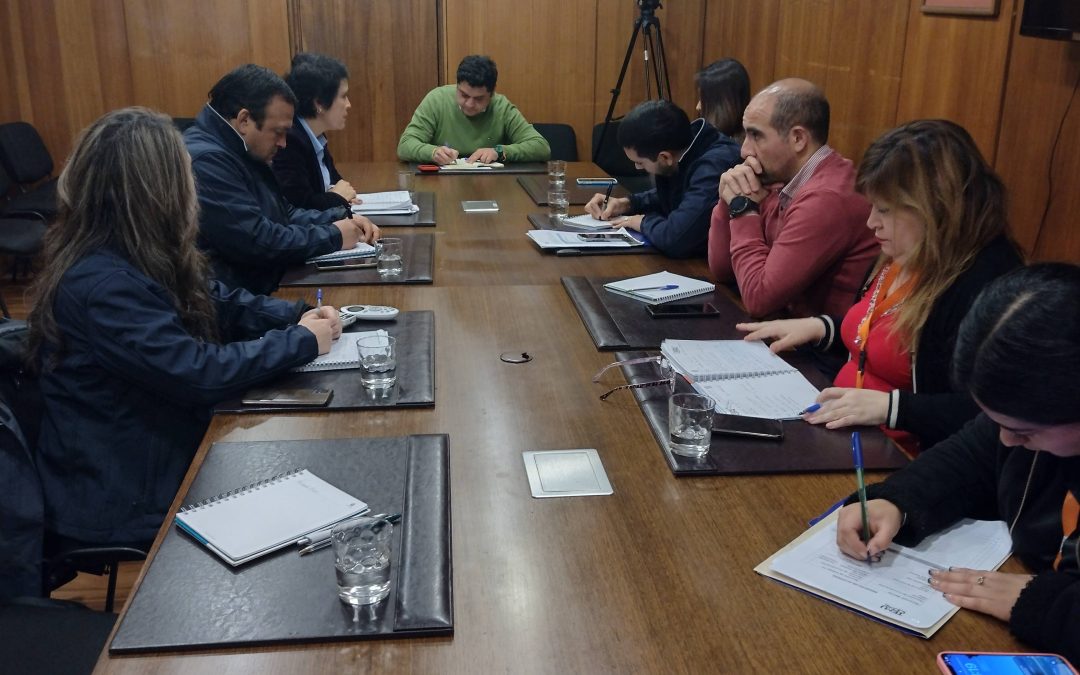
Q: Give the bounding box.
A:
[755,511,1012,637]
[560,214,612,230]
[174,468,368,566]
[441,158,503,170]
[661,339,821,419]
[604,271,715,304]
[294,329,388,372]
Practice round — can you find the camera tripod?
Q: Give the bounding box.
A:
[592,0,672,163]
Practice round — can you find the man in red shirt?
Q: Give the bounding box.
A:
[709,78,878,318]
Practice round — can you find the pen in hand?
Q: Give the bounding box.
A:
[851,431,872,562]
[316,287,323,311]
[601,183,615,216]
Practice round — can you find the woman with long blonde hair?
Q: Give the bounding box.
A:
[28,107,338,544]
[738,119,1023,453]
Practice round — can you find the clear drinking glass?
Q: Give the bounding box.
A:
[397,169,414,195]
[547,190,569,221]
[547,159,566,189]
[376,238,403,276]
[332,515,393,606]
[668,392,716,457]
[357,335,397,388]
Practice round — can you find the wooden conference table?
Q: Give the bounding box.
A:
[95,163,1020,674]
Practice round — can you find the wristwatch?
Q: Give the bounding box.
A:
[728,195,760,218]
[494,144,505,162]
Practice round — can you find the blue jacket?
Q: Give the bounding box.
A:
[184,105,349,295]
[36,250,319,543]
[272,116,351,211]
[630,120,741,258]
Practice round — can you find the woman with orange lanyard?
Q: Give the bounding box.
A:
[835,264,1080,663]
[737,119,1023,453]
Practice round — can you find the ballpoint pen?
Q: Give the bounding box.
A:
[298,512,403,555]
[602,182,615,212]
[627,284,679,292]
[316,287,323,310]
[800,403,821,415]
[852,431,871,561]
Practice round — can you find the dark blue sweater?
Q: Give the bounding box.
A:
[36,250,318,543]
[184,106,348,295]
[630,120,741,258]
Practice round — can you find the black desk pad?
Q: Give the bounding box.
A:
[562,276,746,349]
[614,353,910,475]
[280,233,434,286]
[410,161,546,175]
[516,175,629,206]
[366,191,436,227]
[527,214,657,257]
[214,311,434,413]
[110,434,453,653]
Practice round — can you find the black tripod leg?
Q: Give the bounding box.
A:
[594,18,644,162]
[651,17,672,100]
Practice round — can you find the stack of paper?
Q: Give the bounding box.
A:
[526,227,643,249]
[351,190,419,215]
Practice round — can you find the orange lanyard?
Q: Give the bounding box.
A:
[854,264,916,389]
[1054,491,1079,571]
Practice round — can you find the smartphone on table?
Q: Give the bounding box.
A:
[646,303,720,318]
[576,177,618,186]
[937,652,1077,674]
[712,413,784,440]
[241,388,333,407]
[315,257,377,270]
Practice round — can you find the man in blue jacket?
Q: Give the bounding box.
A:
[185,64,379,295]
[584,100,740,257]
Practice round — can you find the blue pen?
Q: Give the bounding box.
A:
[852,431,871,559]
[628,284,679,292]
[316,288,323,310]
[800,403,821,415]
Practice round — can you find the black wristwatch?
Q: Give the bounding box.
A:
[728,195,760,218]
[494,144,506,162]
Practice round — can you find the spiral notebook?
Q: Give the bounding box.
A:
[293,329,388,372]
[661,339,821,419]
[604,271,715,304]
[173,468,368,566]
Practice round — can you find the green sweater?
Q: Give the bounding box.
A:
[397,85,550,162]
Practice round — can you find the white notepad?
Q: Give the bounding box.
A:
[441,158,503,170]
[306,242,378,264]
[560,214,612,230]
[174,468,368,566]
[604,271,715,304]
[755,511,1012,637]
[293,329,388,372]
[661,339,821,419]
[351,190,418,215]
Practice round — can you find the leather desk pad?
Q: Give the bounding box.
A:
[527,214,657,256]
[366,190,436,227]
[562,276,746,349]
[279,233,434,286]
[213,310,435,414]
[516,175,629,206]
[613,352,909,475]
[110,434,453,653]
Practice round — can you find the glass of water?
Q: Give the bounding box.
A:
[332,515,393,606]
[397,169,414,195]
[357,335,397,389]
[668,392,716,458]
[547,159,566,189]
[547,189,569,222]
[376,237,403,276]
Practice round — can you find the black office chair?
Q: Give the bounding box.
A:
[0,319,147,612]
[533,123,578,161]
[171,116,197,133]
[591,121,652,193]
[0,122,58,218]
[0,597,118,675]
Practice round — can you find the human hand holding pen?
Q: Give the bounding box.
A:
[835,499,902,562]
[584,193,631,220]
[432,143,458,165]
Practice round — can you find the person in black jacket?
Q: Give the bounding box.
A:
[273,53,359,210]
[737,120,1023,451]
[185,64,379,295]
[26,108,340,544]
[836,264,1080,663]
[583,100,741,258]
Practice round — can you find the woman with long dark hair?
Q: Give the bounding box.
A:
[836,263,1080,662]
[28,107,338,544]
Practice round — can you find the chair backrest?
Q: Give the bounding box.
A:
[0,319,45,600]
[533,123,578,161]
[171,117,197,133]
[0,122,54,185]
[591,121,647,178]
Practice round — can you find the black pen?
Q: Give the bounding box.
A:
[602,183,615,213]
[298,512,403,555]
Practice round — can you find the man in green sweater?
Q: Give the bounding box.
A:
[397,55,550,164]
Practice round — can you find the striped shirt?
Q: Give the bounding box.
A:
[779,144,832,213]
